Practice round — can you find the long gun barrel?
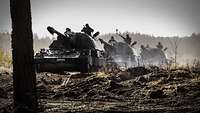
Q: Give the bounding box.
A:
[117,33,126,40]
[99,39,112,47]
[47,26,66,37]
[99,38,115,54]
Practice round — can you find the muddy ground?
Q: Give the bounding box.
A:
[0,66,200,113]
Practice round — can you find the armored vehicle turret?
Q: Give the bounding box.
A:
[47,26,102,50]
[34,26,105,73]
[99,38,136,68]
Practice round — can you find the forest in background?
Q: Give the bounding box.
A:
[0,32,200,65]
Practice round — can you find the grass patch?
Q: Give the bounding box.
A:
[0,49,12,68]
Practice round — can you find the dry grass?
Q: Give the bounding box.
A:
[0,49,12,68]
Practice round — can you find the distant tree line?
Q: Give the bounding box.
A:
[0,32,52,53]
[0,32,200,61]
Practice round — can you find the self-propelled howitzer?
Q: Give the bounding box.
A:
[99,38,136,68]
[34,26,105,73]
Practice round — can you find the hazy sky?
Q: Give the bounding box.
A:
[0,0,200,37]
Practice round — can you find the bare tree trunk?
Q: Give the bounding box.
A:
[10,0,38,112]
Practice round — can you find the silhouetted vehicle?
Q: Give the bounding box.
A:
[34,26,105,73]
[99,38,136,68]
[140,47,168,66]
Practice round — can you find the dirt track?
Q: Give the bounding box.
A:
[1,66,200,113]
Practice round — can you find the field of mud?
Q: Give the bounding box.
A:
[1,66,200,113]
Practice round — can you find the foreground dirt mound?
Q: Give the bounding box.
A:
[0,66,200,113]
[36,67,200,113]
[127,66,151,77]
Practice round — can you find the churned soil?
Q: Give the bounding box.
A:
[1,66,200,113]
